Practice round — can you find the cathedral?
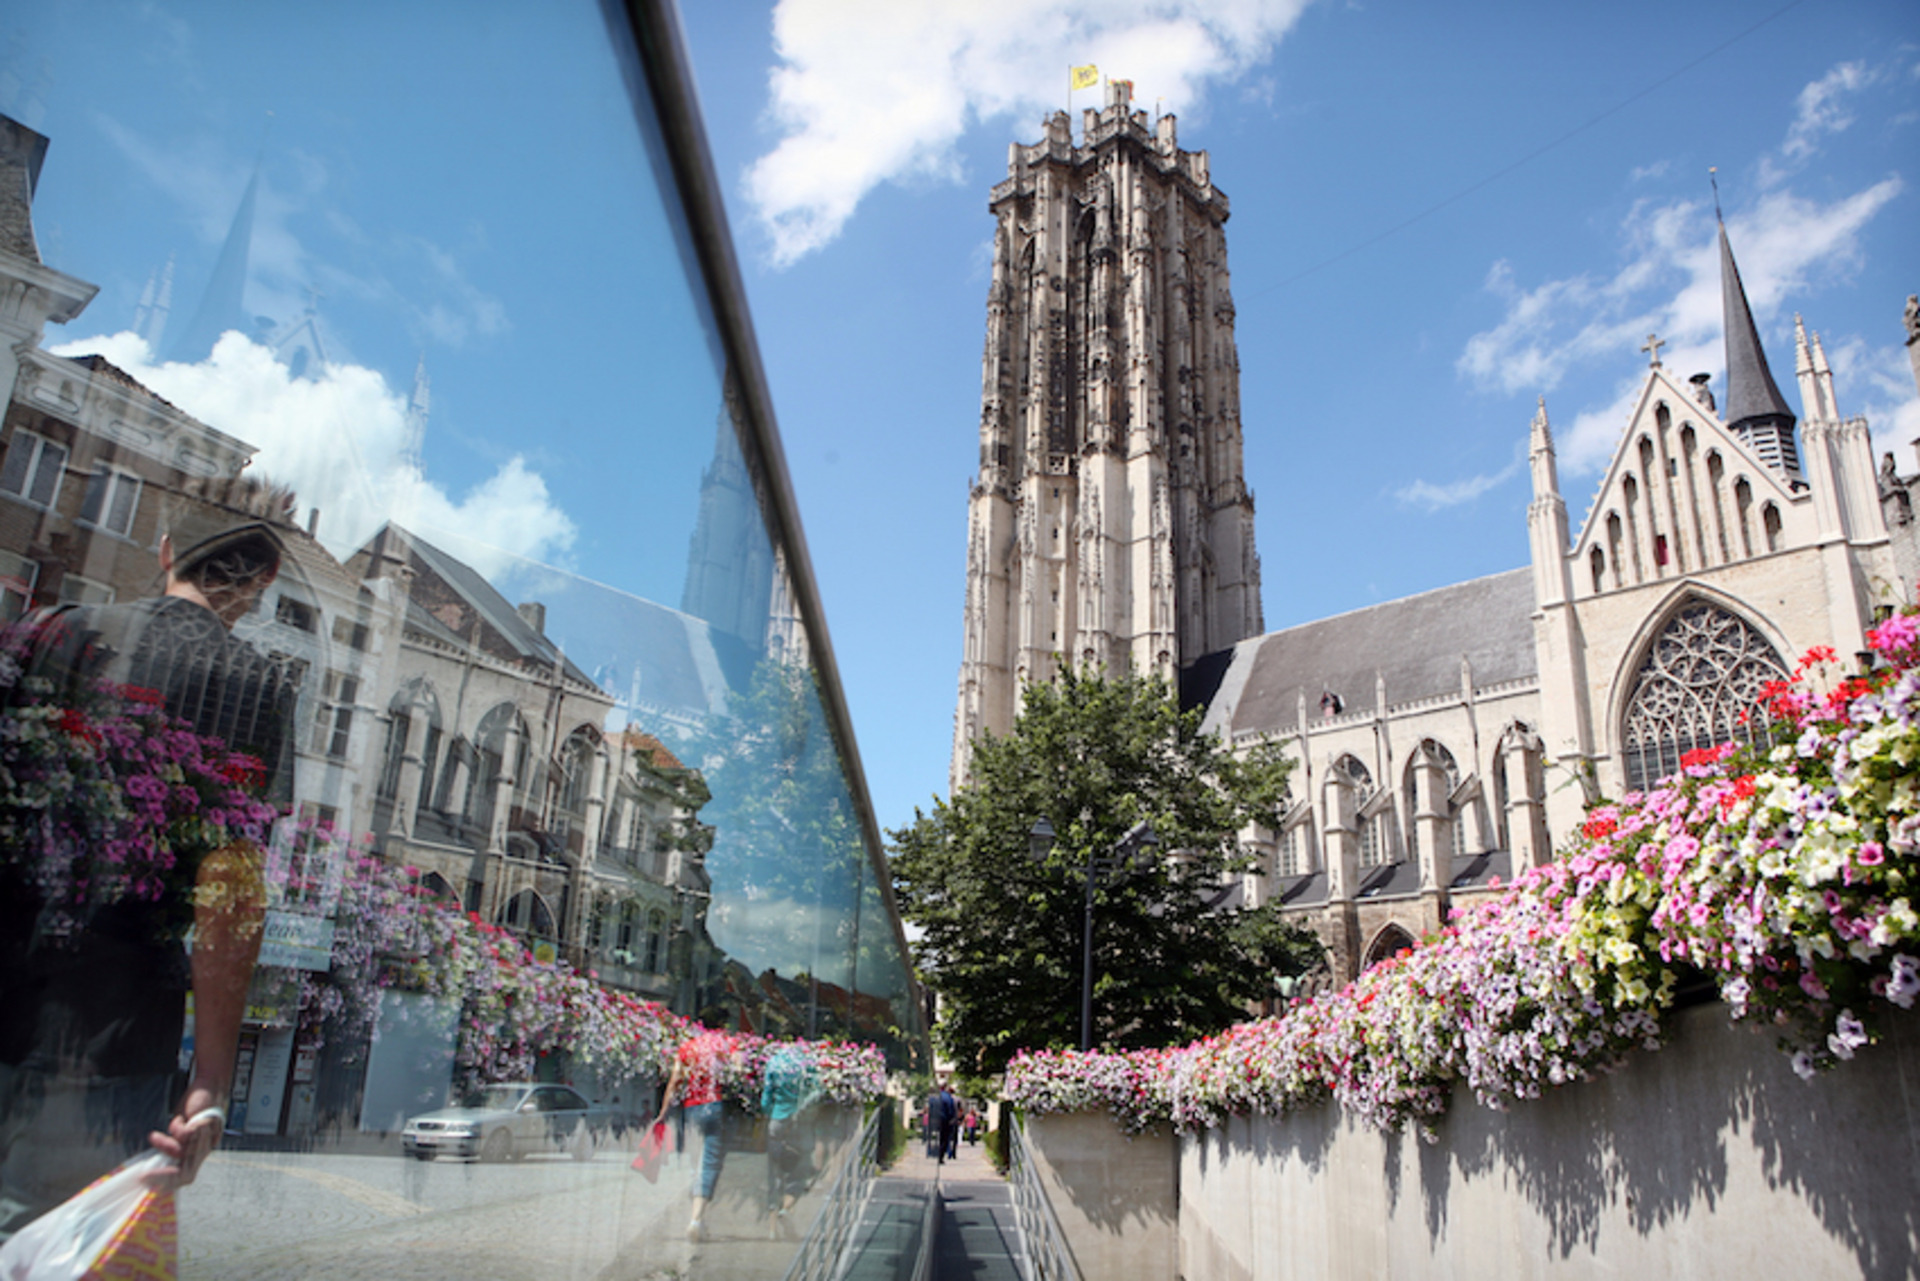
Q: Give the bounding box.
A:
[952,88,1916,982]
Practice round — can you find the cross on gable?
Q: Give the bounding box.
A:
[1641,333,1666,368]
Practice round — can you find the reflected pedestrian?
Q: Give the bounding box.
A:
[0,478,299,1240]
[760,1043,817,1239]
[652,1026,737,1242]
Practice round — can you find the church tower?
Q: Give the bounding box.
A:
[951,87,1264,788]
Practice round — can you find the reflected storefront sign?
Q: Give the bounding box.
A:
[0,1,925,1275]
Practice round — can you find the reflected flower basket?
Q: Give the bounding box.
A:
[0,626,279,940]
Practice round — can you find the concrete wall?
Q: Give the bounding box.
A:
[1025,1111,1179,1280]
[1176,1003,1919,1280]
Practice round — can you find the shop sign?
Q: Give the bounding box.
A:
[258,910,336,971]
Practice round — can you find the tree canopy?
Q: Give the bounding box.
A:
[889,667,1324,1074]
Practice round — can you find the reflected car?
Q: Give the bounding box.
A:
[401,1083,596,1162]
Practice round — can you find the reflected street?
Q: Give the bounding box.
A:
[181,1135,824,1280]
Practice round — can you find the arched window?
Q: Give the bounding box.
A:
[1590,546,1605,594]
[1404,740,1464,862]
[1277,820,1308,877]
[1334,755,1391,868]
[497,889,555,939]
[1364,925,1417,969]
[1619,601,1789,793]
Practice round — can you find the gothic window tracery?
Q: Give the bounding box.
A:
[1334,754,1392,868]
[1619,601,1789,793]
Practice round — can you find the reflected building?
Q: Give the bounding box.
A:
[0,8,927,1225]
[345,521,722,1009]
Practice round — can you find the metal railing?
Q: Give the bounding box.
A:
[1006,1113,1081,1281]
[781,1104,884,1281]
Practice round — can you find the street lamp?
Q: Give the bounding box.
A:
[1028,816,1158,1051]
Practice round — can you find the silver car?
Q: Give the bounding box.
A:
[401,1083,596,1163]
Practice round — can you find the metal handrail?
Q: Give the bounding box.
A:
[1006,1113,1081,1281]
[781,1104,883,1281]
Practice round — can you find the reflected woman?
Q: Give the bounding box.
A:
[652,1026,736,1242]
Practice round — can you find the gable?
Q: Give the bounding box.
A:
[1568,369,1811,590]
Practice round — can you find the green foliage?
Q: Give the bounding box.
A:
[982,1123,1007,1173]
[889,667,1323,1075]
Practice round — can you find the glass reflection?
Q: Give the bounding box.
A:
[0,2,922,1275]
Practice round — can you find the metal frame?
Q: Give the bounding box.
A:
[780,1105,884,1281]
[1007,1112,1082,1281]
[595,0,926,1052]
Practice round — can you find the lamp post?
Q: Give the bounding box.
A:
[1029,817,1158,1051]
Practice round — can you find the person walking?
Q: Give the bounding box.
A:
[934,1079,960,1164]
[0,478,300,1241]
[760,1044,817,1239]
[653,1026,738,1242]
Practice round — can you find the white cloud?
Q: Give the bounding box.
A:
[1459,178,1903,473]
[745,0,1314,266]
[1782,61,1876,161]
[47,331,576,578]
[1393,454,1523,512]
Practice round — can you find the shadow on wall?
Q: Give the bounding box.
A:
[1390,1003,1917,1278]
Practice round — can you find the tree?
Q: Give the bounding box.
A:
[889,667,1324,1075]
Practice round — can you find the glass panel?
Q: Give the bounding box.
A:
[0,4,924,1275]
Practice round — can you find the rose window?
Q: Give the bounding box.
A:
[1620,602,1788,792]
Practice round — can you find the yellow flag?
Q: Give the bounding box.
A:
[1070,64,1099,91]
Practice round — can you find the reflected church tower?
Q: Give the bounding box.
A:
[680,370,807,667]
[951,87,1264,788]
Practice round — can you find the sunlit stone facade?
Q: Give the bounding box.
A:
[952,86,1264,789]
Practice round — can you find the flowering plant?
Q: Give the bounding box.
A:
[0,622,278,939]
[1007,613,1920,1136]
[303,845,889,1105]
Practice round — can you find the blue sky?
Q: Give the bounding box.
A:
[677,0,1919,833]
[6,1,1917,846]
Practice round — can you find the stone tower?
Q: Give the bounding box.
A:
[951,87,1263,789]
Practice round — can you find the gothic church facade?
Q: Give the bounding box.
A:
[953,100,1910,983]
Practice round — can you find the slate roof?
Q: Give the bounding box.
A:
[63,354,181,411]
[1719,223,1796,428]
[364,523,747,728]
[1204,567,1537,739]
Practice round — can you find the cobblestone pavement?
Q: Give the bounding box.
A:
[176,1130,838,1281]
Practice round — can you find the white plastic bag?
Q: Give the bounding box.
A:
[0,1108,220,1281]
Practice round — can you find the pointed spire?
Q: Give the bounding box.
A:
[167,168,259,362]
[1718,218,1801,478]
[1529,397,1560,499]
[134,253,174,352]
[1718,221,1796,429]
[402,352,431,467]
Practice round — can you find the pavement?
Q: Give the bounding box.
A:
[176,1116,859,1281]
[876,1136,1028,1281]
